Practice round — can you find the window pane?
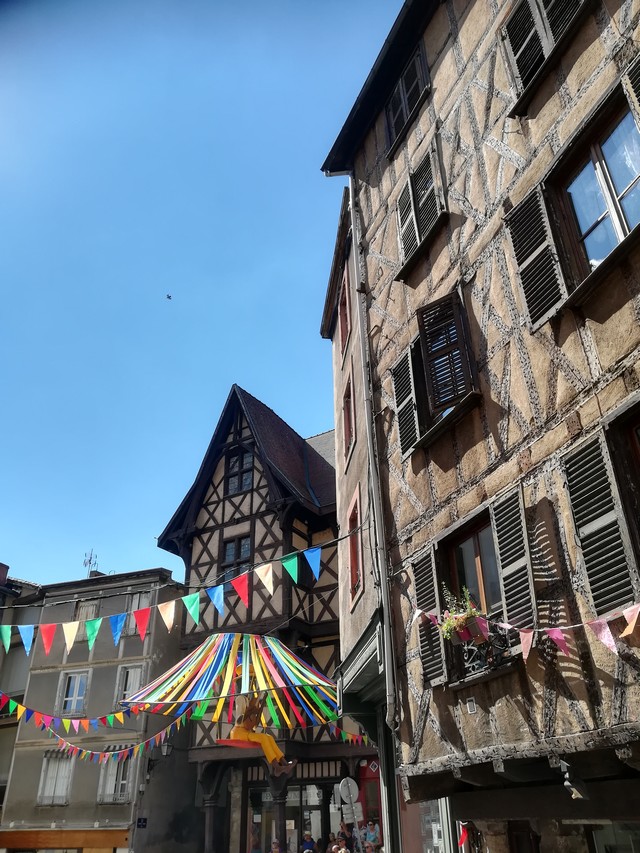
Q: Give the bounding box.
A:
[227,474,239,494]
[228,455,239,472]
[242,452,253,469]
[241,471,253,491]
[601,112,640,196]
[583,216,618,268]
[567,160,607,236]
[478,526,502,612]
[239,537,251,560]
[621,180,640,230]
[224,542,236,563]
[454,538,481,608]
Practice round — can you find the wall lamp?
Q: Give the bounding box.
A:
[560,760,589,800]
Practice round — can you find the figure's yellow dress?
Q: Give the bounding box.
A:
[229,724,284,764]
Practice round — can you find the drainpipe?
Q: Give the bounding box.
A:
[346,174,397,733]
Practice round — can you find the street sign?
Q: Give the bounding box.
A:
[136,818,148,829]
[339,777,359,803]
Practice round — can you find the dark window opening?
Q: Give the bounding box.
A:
[386,44,430,148]
[220,535,252,582]
[225,449,253,496]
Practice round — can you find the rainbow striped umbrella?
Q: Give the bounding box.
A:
[120,632,338,729]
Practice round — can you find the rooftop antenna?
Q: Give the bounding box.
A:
[83,549,98,576]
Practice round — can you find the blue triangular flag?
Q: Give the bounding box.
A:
[25,708,34,723]
[206,585,224,617]
[304,546,322,581]
[18,625,34,656]
[109,613,127,646]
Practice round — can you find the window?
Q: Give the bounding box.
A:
[225,448,253,495]
[74,599,98,641]
[506,58,640,325]
[343,376,354,458]
[563,422,640,616]
[98,749,133,804]
[338,266,351,356]
[60,670,89,715]
[503,0,591,114]
[125,590,152,636]
[118,666,143,702]
[38,753,74,805]
[347,491,362,600]
[414,488,536,684]
[396,140,446,278]
[391,292,479,457]
[220,535,252,582]
[386,44,430,148]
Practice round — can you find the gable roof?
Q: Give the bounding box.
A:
[158,385,336,556]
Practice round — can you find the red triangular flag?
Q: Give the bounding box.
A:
[133,608,151,641]
[458,826,469,847]
[230,574,249,608]
[39,624,57,656]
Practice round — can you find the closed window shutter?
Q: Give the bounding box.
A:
[418,294,472,414]
[622,54,640,122]
[491,488,536,629]
[392,350,419,455]
[504,2,545,89]
[542,0,586,43]
[506,188,567,325]
[413,549,446,685]
[415,142,445,244]
[564,436,637,615]
[398,180,419,260]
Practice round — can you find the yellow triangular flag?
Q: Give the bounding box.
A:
[255,563,274,596]
[114,712,124,725]
[62,621,80,654]
[16,704,26,720]
[157,600,175,632]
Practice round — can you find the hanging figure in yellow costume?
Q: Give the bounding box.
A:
[230,694,298,777]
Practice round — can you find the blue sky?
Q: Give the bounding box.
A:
[0,0,397,586]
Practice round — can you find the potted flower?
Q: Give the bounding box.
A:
[439,586,486,645]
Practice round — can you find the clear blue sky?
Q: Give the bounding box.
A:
[0,0,398,586]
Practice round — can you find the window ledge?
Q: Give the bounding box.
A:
[564,222,640,309]
[394,211,448,283]
[414,391,482,453]
[385,86,431,161]
[506,1,596,119]
[449,657,520,691]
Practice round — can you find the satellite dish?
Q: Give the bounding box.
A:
[339,776,359,804]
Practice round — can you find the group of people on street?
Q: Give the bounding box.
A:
[293,818,382,853]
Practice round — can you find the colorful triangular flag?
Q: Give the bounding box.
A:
[303,546,322,581]
[157,600,175,632]
[133,608,151,642]
[230,575,249,608]
[109,613,127,646]
[182,592,201,627]
[17,625,34,656]
[39,623,57,656]
[255,563,274,596]
[0,625,11,653]
[85,618,102,651]
[281,553,298,583]
[62,621,79,654]
[206,586,225,617]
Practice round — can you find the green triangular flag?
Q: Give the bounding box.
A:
[182,592,200,627]
[62,718,70,733]
[0,625,10,654]
[8,699,17,715]
[281,553,298,583]
[107,714,115,727]
[85,618,102,650]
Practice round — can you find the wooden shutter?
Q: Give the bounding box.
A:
[415,142,446,244]
[392,349,419,456]
[504,1,545,90]
[418,293,472,415]
[413,549,446,685]
[491,488,536,629]
[506,188,567,326]
[542,0,587,44]
[398,180,419,261]
[622,54,640,123]
[564,436,636,615]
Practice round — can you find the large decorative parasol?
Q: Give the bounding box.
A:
[121,632,338,729]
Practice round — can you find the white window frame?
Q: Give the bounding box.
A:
[37,753,74,805]
[116,664,144,703]
[58,669,90,716]
[98,749,134,804]
[125,590,152,636]
[75,600,98,641]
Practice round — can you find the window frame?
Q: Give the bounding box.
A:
[342,371,355,462]
[391,291,480,458]
[74,599,98,642]
[116,664,144,703]
[37,753,74,806]
[224,446,254,496]
[338,264,351,358]
[347,489,363,604]
[97,749,134,804]
[124,590,152,637]
[219,534,252,582]
[58,669,90,716]
[385,43,431,155]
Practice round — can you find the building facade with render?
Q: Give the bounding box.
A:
[322,1,640,851]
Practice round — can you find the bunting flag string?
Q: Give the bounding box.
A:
[0,544,334,657]
[412,600,640,660]
[0,690,145,732]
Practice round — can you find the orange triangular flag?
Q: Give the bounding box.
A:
[133,608,151,641]
[39,624,57,656]
[231,574,249,608]
[157,600,175,632]
[62,621,79,654]
[255,563,274,595]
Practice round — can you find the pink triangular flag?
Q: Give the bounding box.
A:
[157,600,175,632]
[587,619,618,654]
[255,563,274,596]
[519,629,534,662]
[620,603,640,638]
[230,574,249,608]
[62,621,79,654]
[544,627,570,656]
[39,624,57,656]
[71,719,80,733]
[133,608,151,641]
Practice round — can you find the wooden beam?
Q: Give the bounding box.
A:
[0,828,128,847]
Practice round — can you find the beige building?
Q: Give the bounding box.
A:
[322,1,640,851]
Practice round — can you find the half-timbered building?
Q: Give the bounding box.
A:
[322,1,640,851]
[158,385,377,853]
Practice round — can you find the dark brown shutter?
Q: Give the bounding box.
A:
[417,293,472,415]
[413,549,446,685]
[564,436,637,615]
[506,188,567,326]
[491,488,536,629]
[504,2,545,90]
[392,350,419,456]
[542,0,586,44]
